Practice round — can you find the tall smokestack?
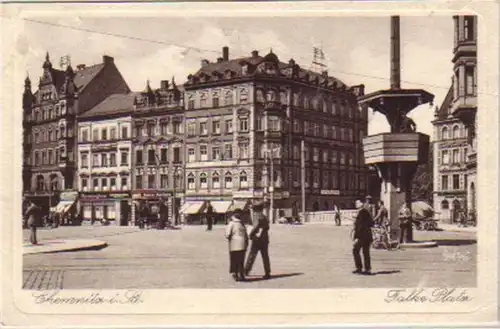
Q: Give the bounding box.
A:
[222,46,229,61]
[390,16,401,90]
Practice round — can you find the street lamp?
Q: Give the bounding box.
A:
[264,146,278,224]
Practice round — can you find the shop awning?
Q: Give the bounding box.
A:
[230,200,250,211]
[211,201,232,213]
[180,201,206,215]
[54,200,75,214]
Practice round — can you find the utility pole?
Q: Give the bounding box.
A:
[301,140,306,217]
[269,149,275,224]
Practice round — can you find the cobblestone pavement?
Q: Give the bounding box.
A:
[23,224,476,289]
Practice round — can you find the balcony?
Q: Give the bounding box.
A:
[263,101,286,114]
[450,95,477,126]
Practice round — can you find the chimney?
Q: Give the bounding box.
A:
[252,50,259,58]
[222,46,229,61]
[77,64,86,70]
[201,59,210,67]
[217,57,224,63]
[390,16,401,89]
[103,55,114,65]
[161,80,169,90]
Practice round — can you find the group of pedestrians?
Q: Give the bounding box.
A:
[136,198,170,229]
[225,202,271,282]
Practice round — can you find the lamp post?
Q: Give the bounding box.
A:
[264,146,278,224]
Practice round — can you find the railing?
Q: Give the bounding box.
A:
[301,209,358,223]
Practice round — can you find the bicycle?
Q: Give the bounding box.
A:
[371,223,400,250]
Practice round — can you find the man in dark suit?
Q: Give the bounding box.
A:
[205,201,214,231]
[24,201,42,245]
[352,200,374,275]
[244,202,271,279]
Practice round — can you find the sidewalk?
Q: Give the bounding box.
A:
[23,239,107,255]
[438,223,477,234]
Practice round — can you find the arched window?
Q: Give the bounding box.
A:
[187,173,195,189]
[452,125,460,139]
[36,175,45,191]
[239,171,248,188]
[224,172,233,189]
[199,173,207,189]
[50,174,58,191]
[441,126,449,140]
[441,200,449,210]
[212,171,220,189]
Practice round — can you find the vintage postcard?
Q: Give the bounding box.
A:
[1,1,498,327]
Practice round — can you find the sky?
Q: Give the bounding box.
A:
[16,15,454,139]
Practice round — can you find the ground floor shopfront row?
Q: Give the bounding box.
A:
[180,189,359,224]
[78,192,131,226]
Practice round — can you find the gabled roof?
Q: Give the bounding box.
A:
[73,63,105,91]
[78,92,138,119]
[189,51,347,88]
[435,85,453,121]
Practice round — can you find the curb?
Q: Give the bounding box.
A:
[399,241,439,249]
[23,240,108,255]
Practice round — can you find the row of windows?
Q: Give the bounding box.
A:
[135,148,182,165]
[135,121,182,138]
[81,126,129,142]
[81,151,129,168]
[439,148,468,165]
[32,147,70,166]
[441,174,466,191]
[33,125,69,144]
[34,174,58,191]
[81,177,129,190]
[440,125,465,140]
[32,102,66,122]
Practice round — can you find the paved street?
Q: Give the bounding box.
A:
[23,224,476,289]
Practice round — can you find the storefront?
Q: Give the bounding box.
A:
[51,191,78,225]
[131,191,179,226]
[79,192,131,226]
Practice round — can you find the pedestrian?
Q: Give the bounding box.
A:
[205,201,214,231]
[352,200,374,275]
[158,198,169,229]
[24,201,42,245]
[398,203,412,243]
[364,195,377,219]
[244,202,271,279]
[333,203,341,226]
[373,200,388,227]
[138,201,147,229]
[225,208,249,282]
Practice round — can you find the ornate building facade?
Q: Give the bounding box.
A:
[182,47,369,220]
[77,93,136,225]
[131,79,185,225]
[432,15,477,223]
[22,53,130,214]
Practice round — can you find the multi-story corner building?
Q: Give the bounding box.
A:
[76,93,136,225]
[182,47,368,220]
[131,79,185,225]
[22,53,130,215]
[432,88,469,223]
[432,15,477,223]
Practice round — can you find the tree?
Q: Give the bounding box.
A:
[412,147,433,203]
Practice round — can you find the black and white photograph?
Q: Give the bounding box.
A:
[1,1,498,327]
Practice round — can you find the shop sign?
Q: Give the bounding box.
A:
[60,191,79,201]
[233,191,254,198]
[80,194,108,201]
[109,193,130,199]
[320,190,341,196]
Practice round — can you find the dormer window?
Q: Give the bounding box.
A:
[242,64,248,75]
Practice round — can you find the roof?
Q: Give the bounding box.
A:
[78,92,138,119]
[188,51,347,88]
[435,85,453,120]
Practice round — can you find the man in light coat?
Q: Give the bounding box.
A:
[244,202,271,279]
[225,208,249,281]
[24,201,42,245]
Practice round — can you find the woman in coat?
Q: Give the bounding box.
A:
[225,208,249,282]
